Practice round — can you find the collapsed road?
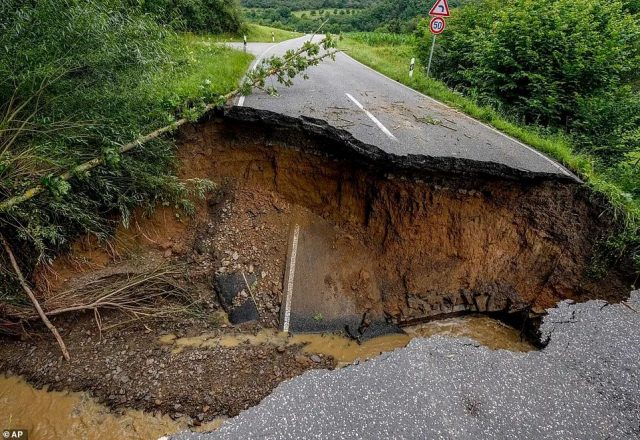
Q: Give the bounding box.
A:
[3,107,633,436]
[3,36,637,440]
[172,293,640,440]
[165,109,637,438]
[163,35,640,439]
[227,36,577,181]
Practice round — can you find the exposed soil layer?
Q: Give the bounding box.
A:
[183,109,630,320]
[0,109,632,425]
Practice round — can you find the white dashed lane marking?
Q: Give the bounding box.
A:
[345,93,398,141]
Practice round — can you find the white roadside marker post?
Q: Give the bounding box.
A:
[243,34,247,52]
[272,31,275,43]
[409,57,416,78]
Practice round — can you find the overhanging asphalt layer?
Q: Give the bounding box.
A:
[172,292,640,440]
[224,37,580,183]
[223,106,580,183]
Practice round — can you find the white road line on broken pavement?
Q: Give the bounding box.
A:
[343,54,575,179]
[282,224,300,333]
[345,93,398,141]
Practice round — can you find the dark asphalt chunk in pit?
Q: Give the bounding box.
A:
[215,272,259,325]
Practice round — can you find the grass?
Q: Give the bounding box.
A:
[346,32,416,46]
[209,23,302,43]
[340,34,640,271]
[171,34,254,98]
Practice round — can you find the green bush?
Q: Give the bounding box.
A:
[419,0,640,162]
[139,0,245,34]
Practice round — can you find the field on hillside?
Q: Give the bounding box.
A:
[291,8,360,17]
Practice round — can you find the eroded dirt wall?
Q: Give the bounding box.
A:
[178,112,629,322]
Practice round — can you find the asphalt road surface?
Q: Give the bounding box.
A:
[172,293,640,440]
[226,36,577,181]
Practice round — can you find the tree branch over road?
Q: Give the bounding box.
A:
[0,36,338,214]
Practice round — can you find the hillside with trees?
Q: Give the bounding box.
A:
[242,0,467,33]
[241,0,375,9]
[140,0,246,33]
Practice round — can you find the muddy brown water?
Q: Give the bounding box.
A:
[1,315,532,440]
[0,375,224,440]
[160,315,535,366]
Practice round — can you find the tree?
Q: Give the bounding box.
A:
[141,0,245,34]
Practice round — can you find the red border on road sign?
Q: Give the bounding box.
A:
[429,0,450,17]
[429,17,446,34]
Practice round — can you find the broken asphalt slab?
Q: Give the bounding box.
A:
[172,292,640,440]
[279,215,400,339]
[224,106,579,183]
[226,37,579,183]
[214,272,259,325]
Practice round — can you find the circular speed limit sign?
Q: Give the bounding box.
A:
[429,17,446,34]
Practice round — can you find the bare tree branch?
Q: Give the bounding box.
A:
[0,233,70,361]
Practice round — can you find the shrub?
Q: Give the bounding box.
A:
[139,0,245,34]
[422,0,640,127]
[0,0,201,257]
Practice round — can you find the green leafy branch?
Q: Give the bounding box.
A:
[0,35,340,214]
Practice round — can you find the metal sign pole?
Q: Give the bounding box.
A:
[426,34,436,78]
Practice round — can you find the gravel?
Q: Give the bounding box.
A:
[172,292,640,440]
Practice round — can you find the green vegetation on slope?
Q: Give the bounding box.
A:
[0,0,253,268]
[140,0,246,34]
[341,33,640,274]
[424,0,640,165]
